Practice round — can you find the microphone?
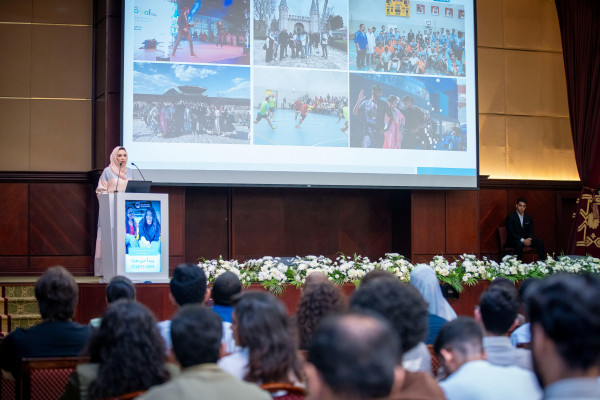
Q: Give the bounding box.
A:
[115,162,122,193]
[131,162,146,181]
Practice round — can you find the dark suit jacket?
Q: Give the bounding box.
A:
[506,211,535,247]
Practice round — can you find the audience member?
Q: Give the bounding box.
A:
[350,275,444,399]
[211,271,242,354]
[295,281,346,350]
[0,267,90,381]
[218,291,302,386]
[510,278,539,347]
[434,317,541,400]
[303,271,329,290]
[526,274,600,399]
[61,300,174,400]
[90,275,136,328]
[475,286,533,370]
[139,305,271,400]
[158,263,208,350]
[410,264,457,344]
[351,273,431,373]
[304,313,397,400]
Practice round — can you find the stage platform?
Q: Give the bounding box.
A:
[1,279,490,333]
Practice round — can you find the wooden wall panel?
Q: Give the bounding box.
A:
[30,256,92,275]
[0,183,28,255]
[411,191,445,258]
[479,189,509,257]
[337,190,392,259]
[185,187,230,263]
[446,191,479,255]
[231,188,286,260]
[283,189,339,257]
[29,183,92,256]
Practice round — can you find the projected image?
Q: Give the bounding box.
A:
[349,0,465,76]
[125,200,161,273]
[132,62,251,144]
[349,73,466,150]
[133,0,250,65]
[253,0,348,70]
[253,67,348,147]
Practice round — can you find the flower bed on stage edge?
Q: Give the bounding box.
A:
[197,254,600,294]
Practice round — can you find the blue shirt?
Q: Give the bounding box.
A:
[354,30,368,50]
[212,304,234,323]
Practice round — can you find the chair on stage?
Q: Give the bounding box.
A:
[19,356,89,400]
[497,226,537,262]
[261,382,306,400]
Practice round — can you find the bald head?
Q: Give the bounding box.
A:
[307,314,397,400]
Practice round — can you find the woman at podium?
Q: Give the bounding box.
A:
[96,146,132,194]
[94,146,133,275]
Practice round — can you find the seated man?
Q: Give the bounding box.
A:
[435,317,541,400]
[0,267,90,380]
[158,263,208,351]
[90,275,136,328]
[474,286,533,370]
[211,271,241,354]
[139,305,271,400]
[527,274,600,399]
[505,197,545,260]
[305,313,397,400]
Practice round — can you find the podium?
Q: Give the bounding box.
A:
[98,192,169,283]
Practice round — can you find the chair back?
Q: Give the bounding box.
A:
[20,356,89,400]
[497,226,509,252]
[261,382,305,400]
[426,344,441,377]
[0,373,16,400]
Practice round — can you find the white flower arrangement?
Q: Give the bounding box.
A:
[196,253,600,294]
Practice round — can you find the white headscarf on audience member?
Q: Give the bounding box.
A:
[410,264,457,321]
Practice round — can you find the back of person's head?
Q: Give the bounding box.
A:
[518,277,539,304]
[296,281,346,350]
[307,313,397,400]
[488,277,515,292]
[303,271,329,290]
[234,291,301,383]
[170,263,207,306]
[212,271,241,306]
[526,273,600,373]
[360,268,395,285]
[106,276,136,304]
[410,264,457,321]
[351,277,427,359]
[434,317,483,360]
[479,286,518,335]
[87,300,169,398]
[171,305,222,368]
[35,266,78,321]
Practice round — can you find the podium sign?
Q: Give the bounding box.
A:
[98,193,169,283]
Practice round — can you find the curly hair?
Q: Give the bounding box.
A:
[86,300,170,398]
[234,291,302,384]
[296,282,346,350]
[351,278,428,357]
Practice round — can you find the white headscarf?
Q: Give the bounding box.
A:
[410,264,457,321]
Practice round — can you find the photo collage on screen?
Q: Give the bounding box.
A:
[131,0,467,151]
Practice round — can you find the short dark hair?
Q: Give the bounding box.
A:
[516,197,527,205]
[434,317,483,357]
[479,287,518,335]
[106,276,136,304]
[360,269,395,285]
[488,277,515,292]
[170,263,207,306]
[171,305,223,368]
[526,274,600,370]
[35,266,78,321]
[351,278,427,357]
[308,313,397,399]
[212,272,241,306]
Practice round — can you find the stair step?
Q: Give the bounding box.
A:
[0,298,39,315]
[2,286,35,298]
[7,314,42,330]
